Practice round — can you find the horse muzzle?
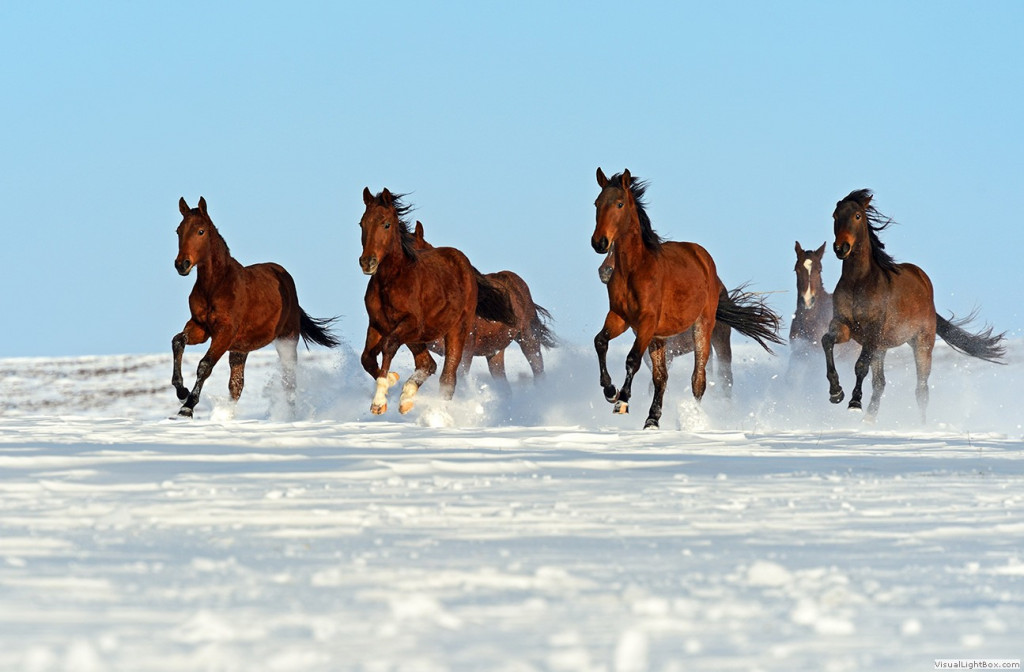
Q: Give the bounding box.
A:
[833,241,851,260]
[592,236,610,254]
[175,258,193,276]
[360,255,378,275]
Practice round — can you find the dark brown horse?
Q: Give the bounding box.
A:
[592,168,783,428]
[790,241,833,353]
[598,249,736,394]
[171,197,339,418]
[823,189,1005,420]
[359,188,516,414]
[412,221,556,383]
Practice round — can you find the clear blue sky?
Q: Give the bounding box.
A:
[2,1,1021,357]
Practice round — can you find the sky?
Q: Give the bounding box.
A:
[1,1,1022,358]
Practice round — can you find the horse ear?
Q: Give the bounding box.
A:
[179,197,190,216]
[794,240,802,255]
[815,241,827,258]
[596,167,608,188]
[380,188,393,206]
[362,187,374,206]
[414,221,425,239]
[198,197,208,217]
[620,169,633,199]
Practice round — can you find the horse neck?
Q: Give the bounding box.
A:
[841,240,877,282]
[375,238,416,281]
[196,231,241,288]
[611,220,653,274]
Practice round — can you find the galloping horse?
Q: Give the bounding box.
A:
[823,189,1005,420]
[359,188,516,414]
[598,249,738,394]
[790,241,833,353]
[592,168,783,428]
[171,197,339,418]
[412,221,556,383]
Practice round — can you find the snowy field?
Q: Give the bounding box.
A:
[0,338,1021,672]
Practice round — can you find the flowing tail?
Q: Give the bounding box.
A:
[529,304,558,349]
[474,271,517,325]
[715,284,784,354]
[299,309,341,349]
[936,311,1005,363]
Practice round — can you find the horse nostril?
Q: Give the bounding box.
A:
[834,242,850,259]
[592,236,609,254]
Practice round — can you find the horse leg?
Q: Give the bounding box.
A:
[823,320,851,404]
[438,325,469,401]
[178,333,232,418]
[371,336,404,415]
[847,345,873,412]
[274,336,299,416]
[171,320,207,401]
[690,315,713,402]
[911,334,935,423]
[595,312,629,403]
[228,351,248,402]
[711,322,733,397]
[518,332,545,381]
[865,348,887,421]
[614,317,656,415]
[644,338,668,429]
[399,343,437,414]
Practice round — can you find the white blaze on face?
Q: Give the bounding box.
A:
[801,259,815,308]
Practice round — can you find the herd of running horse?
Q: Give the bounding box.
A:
[170,169,1006,427]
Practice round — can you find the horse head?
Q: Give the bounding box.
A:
[175,196,218,276]
[359,187,416,275]
[794,240,826,309]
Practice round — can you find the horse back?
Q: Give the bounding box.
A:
[469,270,532,353]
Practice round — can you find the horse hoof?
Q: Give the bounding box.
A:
[643,418,659,430]
[371,403,387,415]
[614,400,629,414]
[603,385,618,403]
[829,390,845,404]
[848,399,862,411]
[399,400,415,414]
[177,407,194,419]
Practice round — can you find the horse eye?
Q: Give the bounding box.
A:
[854,213,861,220]
[198,229,205,236]
[383,222,391,229]
[617,202,623,209]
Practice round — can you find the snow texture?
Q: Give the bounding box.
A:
[0,339,1021,671]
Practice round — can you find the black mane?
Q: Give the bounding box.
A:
[607,172,663,252]
[371,190,418,260]
[840,189,899,275]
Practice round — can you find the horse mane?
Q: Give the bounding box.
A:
[370,190,419,260]
[607,172,663,251]
[841,189,900,275]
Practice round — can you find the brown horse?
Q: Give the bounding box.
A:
[598,249,736,394]
[412,221,556,384]
[359,188,516,414]
[790,241,833,353]
[171,197,339,418]
[823,189,1005,420]
[592,168,783,428]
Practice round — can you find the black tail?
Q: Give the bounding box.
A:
[529,304,558,349]
[715,284,784,354]
[936,311,1005,363]
[299,309,342,349]
[475,272,517,325]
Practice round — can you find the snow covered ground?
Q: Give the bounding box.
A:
[1,339,1021,671]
